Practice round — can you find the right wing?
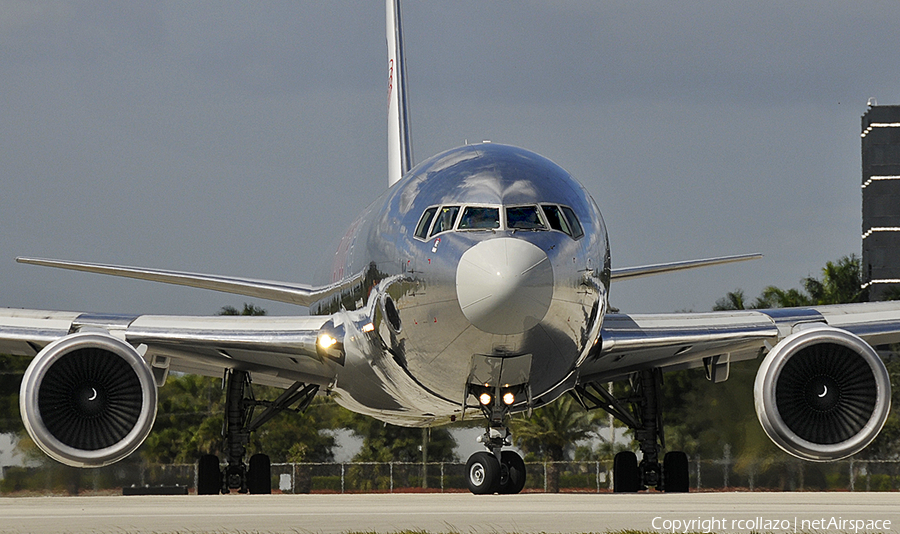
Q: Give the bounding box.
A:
[3,307,345,467]
[0,308,341,388]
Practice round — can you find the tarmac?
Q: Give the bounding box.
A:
[0,491,898,534]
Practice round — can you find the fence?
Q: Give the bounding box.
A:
[2,458,900,495]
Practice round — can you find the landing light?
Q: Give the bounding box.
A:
[362,322,375,333]
[502,392,516,405]
[479,392,492,405]
[318,334,338,349]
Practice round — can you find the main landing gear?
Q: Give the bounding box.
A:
[197,369,319,495]
[464,385,527,494]
[574,368,689,493]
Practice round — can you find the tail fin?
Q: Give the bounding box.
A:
[386,0,413,187]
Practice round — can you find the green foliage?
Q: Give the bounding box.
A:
[660,361,788,472]
[511,395,599,462]
[218,303,268,316]
[510,395,603,492]
[715,255,868,310]
[142,373,340,464]
[247,397,339,463]
[857,355,900,460]
[140,374,225,463]
[712,289,748,311]
[0,353,30,435]
[339,410,457,463]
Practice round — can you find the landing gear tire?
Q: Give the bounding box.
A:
[613,451,641,493]
[197,454,222,495]
[248,453,272,494]
[663,451,689,493]
[466,451,501,494]
[498,450,526,494]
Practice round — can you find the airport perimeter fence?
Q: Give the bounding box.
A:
[2,458,900,495]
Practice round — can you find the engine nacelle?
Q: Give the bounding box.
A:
[20,332,157,467]
[754,325,890,461]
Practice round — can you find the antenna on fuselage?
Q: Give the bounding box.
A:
[386,0,414,187]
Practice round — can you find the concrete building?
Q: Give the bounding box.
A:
[862,104,900,301]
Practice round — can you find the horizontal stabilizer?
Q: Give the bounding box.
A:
[16,257,353,308]
[610,253,762,282]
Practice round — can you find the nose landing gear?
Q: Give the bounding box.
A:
[464,384,528,495]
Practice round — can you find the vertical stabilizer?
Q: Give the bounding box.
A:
[386,0,413,187]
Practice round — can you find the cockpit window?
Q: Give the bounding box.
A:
[414,207,438,240]
[458,206,500,230]
[560,206,584,239]
[414,203,583,240]
[542,204,583,239]
[506,206,545,230]
[541,205,571,235]
[430,205,460,237]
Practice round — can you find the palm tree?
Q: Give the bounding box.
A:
[510,395,600,492]
[218,303,268,316]
[713,290,748,311]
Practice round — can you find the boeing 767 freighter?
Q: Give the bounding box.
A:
[4,1,898,496]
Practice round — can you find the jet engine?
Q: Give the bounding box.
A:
[19,332,157,467]
[754,325,890,461]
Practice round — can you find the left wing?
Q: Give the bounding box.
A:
[581,301,900,382]
[577,300,900,461]
[609,253,762,282]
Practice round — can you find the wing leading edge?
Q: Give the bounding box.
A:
[610,253,762,282]
[582,300,900,383]
[17,256,359,308]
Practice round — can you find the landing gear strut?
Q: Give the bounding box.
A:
[197,369,319,495]
[464,384,527,495]
[574,368,689,492]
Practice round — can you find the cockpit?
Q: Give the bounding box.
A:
[413,203,584,241]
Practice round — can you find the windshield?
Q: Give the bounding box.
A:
[430,206,460,237]
[506,206,545,230]
[458,207,501,230]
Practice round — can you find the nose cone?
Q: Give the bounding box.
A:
[456,238,553,335]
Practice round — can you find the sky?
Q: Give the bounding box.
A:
[2,1,900,317]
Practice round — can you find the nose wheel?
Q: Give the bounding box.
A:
[465,449,527,494]
[465,423,527,495]
[466,452,501,494]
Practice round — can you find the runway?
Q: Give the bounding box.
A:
[0,492,898,534]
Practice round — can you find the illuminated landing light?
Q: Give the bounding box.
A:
[502,392,516,405]
[479,393,493,405]
[361,322,375,333]
[318,334,338,349]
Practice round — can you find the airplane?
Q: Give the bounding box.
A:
[4,0,898,496]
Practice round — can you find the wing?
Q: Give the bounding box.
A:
[1,308,341,388]
[16,257,361,308]
[3,306,349,467]
[579,300,900,383]
[610,253,762,282]
[578,300,900,462]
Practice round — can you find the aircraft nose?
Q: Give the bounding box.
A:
[456,237,553,335]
